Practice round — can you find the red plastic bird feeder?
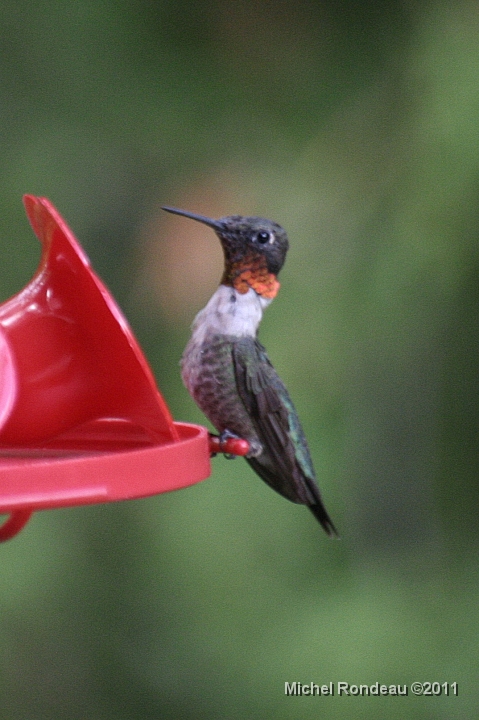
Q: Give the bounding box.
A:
[0,196,248,541]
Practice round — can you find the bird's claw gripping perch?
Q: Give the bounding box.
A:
[209,432,250,458]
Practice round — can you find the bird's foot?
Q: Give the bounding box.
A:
[209,431,250,459]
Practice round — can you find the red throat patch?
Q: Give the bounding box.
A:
[222,255,280,299]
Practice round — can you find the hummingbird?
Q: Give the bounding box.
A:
[162,206,337,536]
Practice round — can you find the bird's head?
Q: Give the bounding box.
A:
[162,206,289,299]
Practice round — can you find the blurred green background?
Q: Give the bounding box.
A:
[1,1,478,718]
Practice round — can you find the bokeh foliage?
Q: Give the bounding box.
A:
[1,1,478,718]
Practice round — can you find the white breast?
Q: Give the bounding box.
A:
[189,284,272,344]
[181,285,272,397]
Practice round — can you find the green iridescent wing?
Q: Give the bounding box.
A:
[232,337,337,535]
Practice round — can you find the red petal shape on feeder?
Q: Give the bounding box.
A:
[0,195,178,445]
[0,196,212,538]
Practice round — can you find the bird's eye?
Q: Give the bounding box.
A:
[255,230,272,244]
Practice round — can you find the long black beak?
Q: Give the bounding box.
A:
[162,206,224,232]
